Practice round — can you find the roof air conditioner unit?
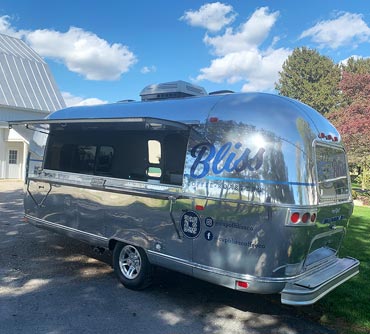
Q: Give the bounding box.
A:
[140,80,207,101]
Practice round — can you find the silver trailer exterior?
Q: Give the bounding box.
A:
[13,92,359,305]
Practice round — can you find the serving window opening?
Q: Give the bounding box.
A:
[43,120,190,186]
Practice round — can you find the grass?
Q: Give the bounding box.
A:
[310,206,370,334]
[351,181,362,189]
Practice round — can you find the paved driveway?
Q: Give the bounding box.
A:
[0,181,336,334]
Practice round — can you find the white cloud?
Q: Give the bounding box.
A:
[141,65,157,74]
[26,27,137,80]
[300,12,370,49]
[204,7,279,56]
[339,55,363,66]
[0,16,137,81]
[241,48,292,91]
[190,6,290,92]
[62,92,108,107]
[0,15,27,39]
[197,47,291,91]
[180,2,236,32]
[197,51,259,84]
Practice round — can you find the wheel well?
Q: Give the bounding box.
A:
[109,239,142,251]
[109,239,123,251]
[109,236,149,252]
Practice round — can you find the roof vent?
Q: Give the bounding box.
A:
[140,80,207,101]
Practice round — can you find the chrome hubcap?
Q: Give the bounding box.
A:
[119,245,141,279]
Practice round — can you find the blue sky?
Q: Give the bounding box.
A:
[1,1,370,106]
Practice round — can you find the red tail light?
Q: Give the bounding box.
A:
[318,132,339,142]
[287,210,317,226]
[291,212,300,223]
[301,213,310,223]
[236,281,249,289]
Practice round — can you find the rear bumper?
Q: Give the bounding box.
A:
[149,250,359,305]
[281,257,359,306]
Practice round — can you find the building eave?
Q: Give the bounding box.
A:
[0,103,50,115]
[0,120,8,128]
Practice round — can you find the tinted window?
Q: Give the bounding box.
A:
[316,144,350,200]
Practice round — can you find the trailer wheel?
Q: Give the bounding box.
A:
[113,243,153,290]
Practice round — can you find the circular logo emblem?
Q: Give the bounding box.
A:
[204,230,213,241]
[181,211,201,238]
[205,217,214,227]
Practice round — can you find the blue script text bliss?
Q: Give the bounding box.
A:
[190,142,265,179]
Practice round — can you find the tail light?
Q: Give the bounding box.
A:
[318,132,339,142]
[287,210,317,226]
[290,212,300,224]
[236,280,249,289]
[301,212,310,223]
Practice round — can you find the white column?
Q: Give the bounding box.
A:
[0,128,5,179]
[22,141,28,180]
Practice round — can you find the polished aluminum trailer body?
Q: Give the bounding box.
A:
[15,92,359,305]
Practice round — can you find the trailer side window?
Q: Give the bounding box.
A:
[315,144,350,201]
[148,140,161,164]
[147,140,162,178]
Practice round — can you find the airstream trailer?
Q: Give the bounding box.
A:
[11,81,359,306]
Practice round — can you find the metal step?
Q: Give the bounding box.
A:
[281,257,359,306]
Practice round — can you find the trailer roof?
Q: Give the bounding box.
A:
[46,92,224,123]
[8,92,340,145]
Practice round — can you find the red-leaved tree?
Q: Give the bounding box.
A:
[328,71,370,188]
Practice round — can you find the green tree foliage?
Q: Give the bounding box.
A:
[341,56,370,74]
[275,47,341,114]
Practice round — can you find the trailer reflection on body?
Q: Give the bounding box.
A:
[11,81,359,306]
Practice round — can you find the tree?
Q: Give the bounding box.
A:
[275,47,341,114]
[340,56,370,106]
[328,71,370,189]
[341,56,370,75]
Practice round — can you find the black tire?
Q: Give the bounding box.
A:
[113,243,153,290]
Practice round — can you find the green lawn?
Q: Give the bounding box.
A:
[313,206,370,334]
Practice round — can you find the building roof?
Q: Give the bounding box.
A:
[0,33,65,113]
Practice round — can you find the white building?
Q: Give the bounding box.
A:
[0,33,65,180]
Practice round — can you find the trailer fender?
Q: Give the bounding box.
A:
[108,231,150,252]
